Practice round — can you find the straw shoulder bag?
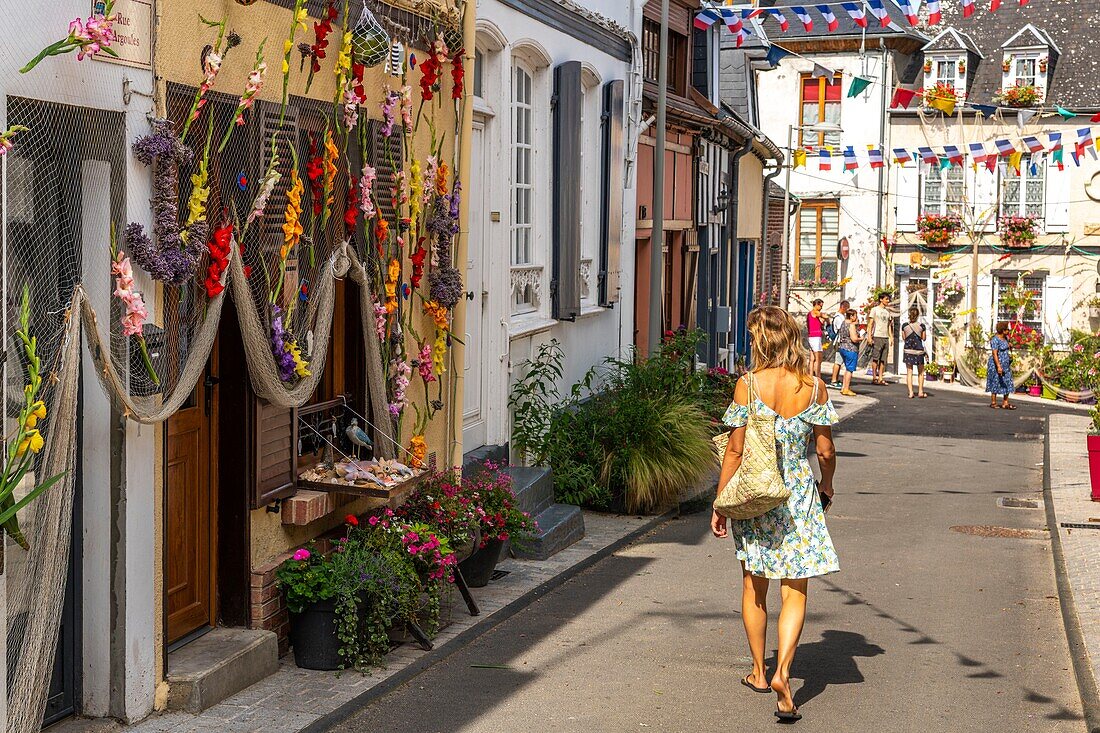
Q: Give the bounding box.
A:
[713,375,790,520]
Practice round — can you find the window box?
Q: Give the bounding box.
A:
[999,215,1040,249]
[994,83,1043,108]
[916,212,963,249]
[923,82,958,110]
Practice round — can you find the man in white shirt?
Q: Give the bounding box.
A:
[868,293,894,385]
[828,300,850,388]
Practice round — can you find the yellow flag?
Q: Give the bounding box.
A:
[793,149,807,168]
[928,96,955,116]
[1008,151,1022,174]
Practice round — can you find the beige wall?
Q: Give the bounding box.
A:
[737,153,765,240]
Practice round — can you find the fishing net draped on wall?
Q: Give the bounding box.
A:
[1,0,468,729]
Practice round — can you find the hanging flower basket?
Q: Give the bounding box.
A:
[916,213,962,249]
[999,215,1039,249]
[994,83,1043,108]
[923,81,958,109]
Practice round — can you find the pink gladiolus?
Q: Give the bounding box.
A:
[111,251,149,337]
[359,164,377,220]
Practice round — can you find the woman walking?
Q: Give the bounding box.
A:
[835,309,862,397]
[901,306,929,399]
[712,306,840,723]
[987,321,1015,409]
[806,299,826,381]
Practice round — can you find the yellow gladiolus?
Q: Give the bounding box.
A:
[181,161,210,244]
[281,170,304,260]
[24,400,46,429]
[286,340,311,378]
[17,429,44,457]
[409,159,423,232]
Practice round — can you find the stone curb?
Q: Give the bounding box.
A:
[1042,419,1100,733]
[299,509,677,733]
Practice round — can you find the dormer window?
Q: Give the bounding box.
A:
[999,24,1059,102]
[920,29,981,102]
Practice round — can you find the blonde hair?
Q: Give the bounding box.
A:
[747,306,813,390]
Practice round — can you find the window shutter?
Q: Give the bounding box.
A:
[251,397,298,509]
[552,61,583,321]
[1043,275,1073,347]
[253,101,300,267]
[970,165,998,233]
[599,79,625,307]
[894,165,918,232]
[366,118,403,225]
[975,274,994,335]
[1044,154,1069,233]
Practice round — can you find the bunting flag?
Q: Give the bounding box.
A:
[694,9,720,29]
[1052,145,1064,170]
[765,44,792,66]
[1056,106,1077,120]
[918,147,938,165]
[944,145,964,165]
[893,0,919,26]
[735,23,752,47]
[1022,136,1044,154]
[892,147,912,166]
[1047,131,1062,152]
[767,8,791,31]
[841,2,868,26]
[1016,109,1037,128]
[926,0,942,24]
[1076,127,1093,158]
[844,146,859,171]
[1007,151,1022,174]
[719,7,743,34]
[985,155,998,172]
[811,63,833,79]
[819,147,832,171]
[816,5,840,31]
[1091,112,1100,123]
[792,6,814,30]
[968,142,987,164]
[928,94,955,116]
[990,0,1001,10]
[961,0,976,16]
[995,138,1016,157]
[868,146,885,169]
[890,86,919,109]
[847,76,872,98]
[867,0,891,25]
[793,149,808,168]
[971,103,998,118]
[1071,149,1081,167]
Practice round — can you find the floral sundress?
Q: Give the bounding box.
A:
[721,377,841,579]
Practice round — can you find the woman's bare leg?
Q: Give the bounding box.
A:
[742,567,770,689]
[918,364,926,396]
[906,365,914,397]
[771,578,809,713]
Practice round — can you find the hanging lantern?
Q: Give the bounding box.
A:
[352,8,391,67]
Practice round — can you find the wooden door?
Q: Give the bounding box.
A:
[166,355,219,644]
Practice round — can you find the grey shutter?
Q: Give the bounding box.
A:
[600,79,625,307]
[552,61,582,321]
[365,118,403,226]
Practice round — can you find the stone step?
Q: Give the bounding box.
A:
[507,465,554,518]
[462,443,509,473]
[514,502,585,561]
[167,628,279,713]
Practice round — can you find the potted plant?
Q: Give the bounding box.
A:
[925,362,941,380]
[1089,405,1100,500]
[999,215,1039,249]
[924,58,933,73]
[395,469,480,561]
[941,361,956,383]
[1085,296,1100,319]
[458,462,538,587]
[958,59,966,75]
[277,543,342,670]
[923,81,958,109]
[994,83,1043,108]
[916,213,963,249]
[1002,55,1012,73]
[1039,56,1048,73]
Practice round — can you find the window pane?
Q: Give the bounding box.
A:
[473,49,484,97]
[823,102,841,148]
[801,78,819,101]
[946,166,966,215]
[801,102,819,130]
[922,169,942,214]
[823,79,842,101]
[819,259,838,280]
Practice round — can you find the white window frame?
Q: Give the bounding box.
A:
[995,273,1044,333]
[1013,55,1038,87]
[999,153,1046,223]
[511,61,536,314]
[920,163,966,217]
[935,58,959,89]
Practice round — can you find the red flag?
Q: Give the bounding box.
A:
[990,0,1001,9]
[890,87,918,109]
[1091,112,1100,123]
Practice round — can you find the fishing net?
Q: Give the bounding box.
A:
[1,0,469,729]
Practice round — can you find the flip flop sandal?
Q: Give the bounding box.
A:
[775,708,803,723]
[741,676,771,693]
[1002,404,1017,410]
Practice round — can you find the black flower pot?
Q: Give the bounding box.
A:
[458,538,505,588]
[289,599,342,671]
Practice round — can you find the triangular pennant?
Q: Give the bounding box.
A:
[890,86,918,109]
[847,76,873,98]
[928,95,955,116]
[970,104,998,119]
[794,149,807,168]
[811,63,833,79]
[1056,106,1077,120]
[1016,109,1037,129]
[765,44,792,66]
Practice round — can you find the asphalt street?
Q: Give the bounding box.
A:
[325,385,1085,732]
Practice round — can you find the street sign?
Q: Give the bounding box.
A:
[895,264,910,277]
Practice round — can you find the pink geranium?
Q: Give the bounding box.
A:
[292,548,311,561]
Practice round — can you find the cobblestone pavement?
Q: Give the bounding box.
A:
[323,387,1084,732]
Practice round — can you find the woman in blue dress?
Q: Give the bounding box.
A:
[986,321,1016,409]
[712,306,839,723]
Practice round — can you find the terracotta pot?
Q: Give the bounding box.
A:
[1089,435,1100,501]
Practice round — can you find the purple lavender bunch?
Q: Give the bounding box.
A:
[124,119,206,284]
[428,266,463,308]
[270,306,296,382]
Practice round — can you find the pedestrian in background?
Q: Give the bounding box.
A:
[712,306,839,723]
[901,306,929,399]
[807,299,825,382]
[835,309,862,397]
[987,321,1016,409]
[828,300,850,388]
[868,293,893,385]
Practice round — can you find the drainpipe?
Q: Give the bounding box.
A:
[727,136,753,361]
[760,161,782,303]
[875,38,888,289]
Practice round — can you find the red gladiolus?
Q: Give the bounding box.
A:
[450,48,465,100]
[344,175,359,230]
[309,1,339,75]
[204,220,233,298]
[306,135,324,217]
[410,239,427,288]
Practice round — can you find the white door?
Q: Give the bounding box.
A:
[462,121,487,450]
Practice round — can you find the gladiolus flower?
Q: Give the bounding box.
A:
[25,401,46,429]
[17,429,44,456]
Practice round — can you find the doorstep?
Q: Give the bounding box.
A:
[166,628,280,714]
[120,511,667,733]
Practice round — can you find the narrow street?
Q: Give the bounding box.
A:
[323,387,1085,732]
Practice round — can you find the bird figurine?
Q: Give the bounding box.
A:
[345,418,374,460]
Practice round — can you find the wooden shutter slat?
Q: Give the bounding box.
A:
[251,396,298,509]
[600,79,625,307]
[552,60,583,321]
